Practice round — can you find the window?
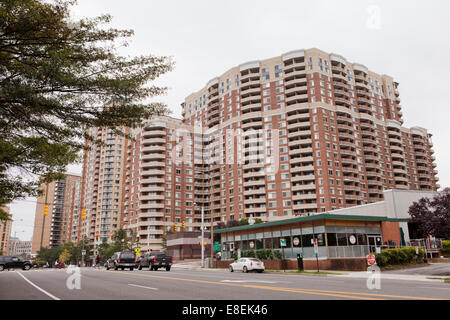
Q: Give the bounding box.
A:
[337,233,348,246]
[327,233,337,246]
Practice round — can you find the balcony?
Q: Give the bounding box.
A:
[142,130,165,138]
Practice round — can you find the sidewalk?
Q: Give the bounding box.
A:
[327,270,450,283]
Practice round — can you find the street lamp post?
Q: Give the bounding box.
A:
[39,182,49,250]
[201,204,204,268]
[195,202,205,268]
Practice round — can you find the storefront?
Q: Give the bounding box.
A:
[215,214,405,268]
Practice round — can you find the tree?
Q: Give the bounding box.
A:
[409,188,450,239]
[58,248,71,264]
[0,0,174,219]
[98,239,120,262]
[161,230,173,253]
[37,246,62,265]
[239,218,249,226]
[239,218,264,226]
[226,220,239,228]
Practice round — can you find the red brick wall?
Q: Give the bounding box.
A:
[381,221,401,245]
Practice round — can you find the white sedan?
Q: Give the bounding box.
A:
[229,258,265,273]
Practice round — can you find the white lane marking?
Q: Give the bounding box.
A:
[17,271,61,300]
[128,284,158,290]
[220,280,277,284]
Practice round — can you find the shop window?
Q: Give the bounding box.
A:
[357,234,367,245]
[292,235,302,247]
[264,238,273,249]
[327,233,337,246]
[302,234,314,247]
[256,239,263,250]
[337,233,348,246]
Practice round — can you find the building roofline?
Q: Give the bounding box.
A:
[213,214,407,234]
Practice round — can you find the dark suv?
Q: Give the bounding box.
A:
[105,251,137,271]
[0,256,33,271]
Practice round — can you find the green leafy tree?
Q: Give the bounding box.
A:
[98,239,121,261]
[37,246,62,265]
[0,0,174,219]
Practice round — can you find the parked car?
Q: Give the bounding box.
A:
[105,251,137,271]
[229,258,264,273]
[138,251,173,271]
[0,256,33,271]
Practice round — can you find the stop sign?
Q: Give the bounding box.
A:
[367,254,376,265]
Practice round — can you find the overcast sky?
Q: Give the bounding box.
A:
[9,0,450,241]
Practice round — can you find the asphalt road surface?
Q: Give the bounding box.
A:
[1,267,449,300]
[384,263,450,276]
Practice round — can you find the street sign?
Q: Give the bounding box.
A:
[135,248,140,255]
[313,238,319,255]
[280,238,287,247]
[367,254,376,266]
[82,250,86,256]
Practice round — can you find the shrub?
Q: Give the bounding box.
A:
[241,250,255,258]
[375,247,425,267]
[255,249,273,260]
[273,250,283,260]
[232,251,238,261]
[441,240,450,257]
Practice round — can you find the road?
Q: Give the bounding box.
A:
[0,267,449,300]
[383,263,450,276]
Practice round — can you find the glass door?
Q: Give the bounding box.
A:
[368,235,382,253]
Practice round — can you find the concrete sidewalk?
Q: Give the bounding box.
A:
[327,270,449,283]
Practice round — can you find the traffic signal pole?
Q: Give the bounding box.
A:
[39,182,49,250]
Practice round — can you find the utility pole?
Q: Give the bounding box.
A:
[39,182,49,250]
[210,207,214,262]
[201,205,204,268]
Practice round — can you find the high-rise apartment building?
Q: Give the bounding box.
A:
[31,174,81,254]
[182,48,439,222]
[81,48,439,252]
[122,116,209,251]
[0,206,12,255]
[79,126,127,251]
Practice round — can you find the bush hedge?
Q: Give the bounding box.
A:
[441,240,450,257]
[375,247,424,267]
[240,249,284,260]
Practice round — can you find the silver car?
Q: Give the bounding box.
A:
[229,258,265,273]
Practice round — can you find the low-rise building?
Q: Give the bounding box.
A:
[214,189,436,271]
[9,237,33,258]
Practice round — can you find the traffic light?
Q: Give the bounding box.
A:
[199,241,207,247]
[110,233,114,240]
[82,209,86,220]
[95,233,99,240]
[174,224,177,232]
[43,205,49,216]
[182,221,186,230]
